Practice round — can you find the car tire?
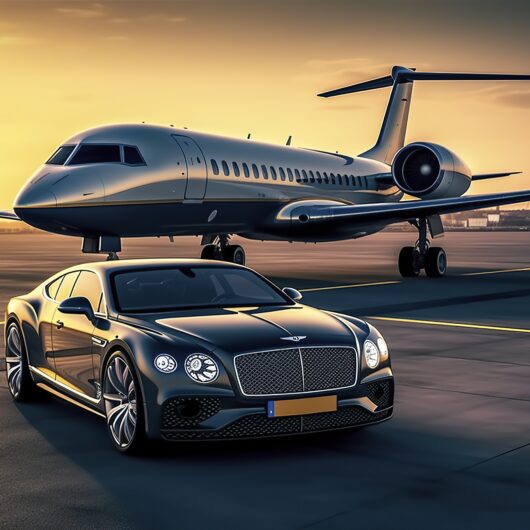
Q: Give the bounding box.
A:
[425,247,447,277]
[5,322,39,402]
[201,244,218,260]
[224,245,246,265]
[398,246,420,277]
[103,351,147,454]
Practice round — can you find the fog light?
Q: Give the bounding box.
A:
[154,354,177,373]
[185,353,219,383]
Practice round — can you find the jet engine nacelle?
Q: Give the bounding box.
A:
[391,142,472,199]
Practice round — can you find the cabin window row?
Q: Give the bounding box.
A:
[210,159,367,187]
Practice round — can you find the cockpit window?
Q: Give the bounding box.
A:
[46,145,76,165]
[123,145,145,165]
[69,144,121,165]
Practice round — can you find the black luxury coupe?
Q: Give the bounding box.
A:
[4,259,393,452]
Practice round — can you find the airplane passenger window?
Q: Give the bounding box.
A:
[270,167,277,180]
[222,160,230,176]
[344,175,349,186]
[242,163,250,178]
[287,168,294,182]
[69,145,121,165]
[364,176,368,188]
[252,164,259,178]
[46,145,76,165]
[323,172,329,184]
[316,171,322,183]
[211,159,219,175]
[279,167,286,181]
[330,174,336,184]
[123,145,145,165]
[232,162,240,177]
[309,171,315,183]
[295,169,301,182]
[301,170,308,183]
[261,165,268,179]
[337,175,343,185]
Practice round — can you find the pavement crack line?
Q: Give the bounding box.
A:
[399,382,530,403]
[456,441,530,473]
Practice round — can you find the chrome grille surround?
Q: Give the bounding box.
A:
[233,346,358,397]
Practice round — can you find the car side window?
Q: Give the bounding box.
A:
[71,271,104,313]
[55,272,81,303]
[46,276,64,300]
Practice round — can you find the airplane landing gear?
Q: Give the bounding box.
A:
[201,235,246,265]
[398,217,447,278]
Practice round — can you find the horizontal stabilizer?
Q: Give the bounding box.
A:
[0,210,19,221]
[472,171,521,181]
[318,66,530,98]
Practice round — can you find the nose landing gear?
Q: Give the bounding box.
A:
[200,235,246,265]
[398,216,447,277]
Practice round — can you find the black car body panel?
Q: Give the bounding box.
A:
[5,259,393,442]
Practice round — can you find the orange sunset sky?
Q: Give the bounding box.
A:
[1,0,530,208]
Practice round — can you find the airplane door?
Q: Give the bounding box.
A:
[172,135,207,200]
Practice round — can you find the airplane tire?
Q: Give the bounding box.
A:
[425,247,447,277]
[201,244,218,260]
[224,245,246,265]
[398,246,420,277]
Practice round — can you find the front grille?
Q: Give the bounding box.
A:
[161,405,391,441]
[161,397,221,429]
[234,346,357,396]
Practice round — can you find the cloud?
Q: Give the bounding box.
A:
[465,85,530,109]
[55,3,105,19]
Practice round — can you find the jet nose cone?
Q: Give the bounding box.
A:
[14,184,57,211]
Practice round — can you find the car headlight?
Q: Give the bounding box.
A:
[185,353,219,383]
[363,340,380,369]
[376,337,388,357]
[154,354,178,373]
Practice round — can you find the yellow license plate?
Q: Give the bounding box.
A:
[267,395,337,417]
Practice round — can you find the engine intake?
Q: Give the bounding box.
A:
[392,142,472,200]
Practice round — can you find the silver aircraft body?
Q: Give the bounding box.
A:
[3,66,530,276]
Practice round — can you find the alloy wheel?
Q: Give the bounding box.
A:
[5,324,23,398]
[103,355,138,448]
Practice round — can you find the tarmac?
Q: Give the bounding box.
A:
[1,231,529,529]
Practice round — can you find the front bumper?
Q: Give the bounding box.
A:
[158,377,394,441]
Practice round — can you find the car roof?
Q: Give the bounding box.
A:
[57,258,246,276]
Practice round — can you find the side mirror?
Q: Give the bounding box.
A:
[282,287,303,302]
[58,296,95,323]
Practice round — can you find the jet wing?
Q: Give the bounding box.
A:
[0,211,20,221]
[297,190,530,227]
[373,171,521,186]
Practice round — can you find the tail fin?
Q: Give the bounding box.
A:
[318,66,530,165]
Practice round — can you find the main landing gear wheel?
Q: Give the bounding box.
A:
[103,352,146,454]
[224,244,246,265]
[200,236,246,265]
[425,247,447,277]
[398,247,420,277]
[5,322,38,402]
[398,217,447,278]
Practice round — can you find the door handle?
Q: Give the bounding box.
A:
[56,320,64,329]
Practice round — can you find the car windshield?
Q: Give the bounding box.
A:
[112,266,290,312]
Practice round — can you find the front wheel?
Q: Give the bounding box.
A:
[103,351,146,454]
[5,322,37,402]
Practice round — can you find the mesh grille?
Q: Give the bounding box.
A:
[364,379,394,410]
[161,397,221,429]
[161,405,390,441]
[301,347,356,392]
[235,348,303,395]
[234,346,357,396]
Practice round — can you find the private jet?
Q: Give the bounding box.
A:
[2,66,530,277]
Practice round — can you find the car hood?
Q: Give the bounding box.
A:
[124,304,359,355]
